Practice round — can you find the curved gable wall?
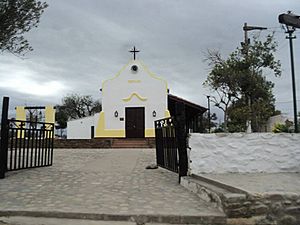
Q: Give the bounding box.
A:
[95,60,169,138]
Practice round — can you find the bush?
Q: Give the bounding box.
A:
[272,123,289,133]
[272,119,295,133]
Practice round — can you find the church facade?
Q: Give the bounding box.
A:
[67,48,206,139]
[95,60,169,138]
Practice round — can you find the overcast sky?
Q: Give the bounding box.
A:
[0,0,300,120]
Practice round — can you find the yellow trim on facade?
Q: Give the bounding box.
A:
[95,111,125,138]
[97,129,125,138]
[16,106,26,138]
[45,105,55,137]
[101,61,133,94]
[95,111,105,136]
[101,60,168,95]
[139,61,168,93]
[16,106,26,121]
[45,106,55,124]
[128,80,141,83]
[145,128,155,137]
[165,110,171,118]
[122,93,147,102]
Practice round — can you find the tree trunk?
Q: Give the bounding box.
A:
[223,108,228,132]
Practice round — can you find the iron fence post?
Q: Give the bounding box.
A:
[0,97,9,179]
[175,102,188,183]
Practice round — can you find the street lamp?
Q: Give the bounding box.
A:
[279,11,300,133]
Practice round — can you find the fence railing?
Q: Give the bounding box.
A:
[0,97,54,179]
[6,120,54,171]
[155,117,178,173]
[154,102,188,183]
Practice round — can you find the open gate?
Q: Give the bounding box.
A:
[154,102,188,182]
[0,97,54,179]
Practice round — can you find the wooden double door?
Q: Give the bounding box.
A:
[125,107,145,138]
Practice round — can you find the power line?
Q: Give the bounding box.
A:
[276,100,300,103]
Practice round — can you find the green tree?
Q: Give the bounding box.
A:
[0,0,48,55]
[201,112,217,133]
[55,105,68,129]
[203,33,281,131]
[227,74,276,132]
[55,94,102,129]
[203,50,245,130]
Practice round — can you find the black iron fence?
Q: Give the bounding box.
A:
[154,102,188,182]
[0,97,54,179]
[6,119,54,171]
[155,117,178,173]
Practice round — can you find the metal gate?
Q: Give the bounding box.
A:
[155,117,178,173]
[0,97,54,179]
[154,102,188,182]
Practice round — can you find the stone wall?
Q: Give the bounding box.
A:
[54,138,156,148]
[189,133,300,174]
[54,139,113,148]
[181,176,300,224]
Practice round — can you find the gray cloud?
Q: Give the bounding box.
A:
[0,0,299,119]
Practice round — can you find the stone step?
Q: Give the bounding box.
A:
[0,211,227,225]
[181,175,253,218]
[182,175,300,224]
[112,138,155,148]
[54,138,156,148]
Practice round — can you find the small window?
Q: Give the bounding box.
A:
[131,65,138,72]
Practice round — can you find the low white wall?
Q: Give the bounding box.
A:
[67,114,99,139]
[189,133,300,174]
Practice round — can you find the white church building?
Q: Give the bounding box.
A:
[67,48,206,139]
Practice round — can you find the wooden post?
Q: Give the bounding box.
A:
[0,97,9,179]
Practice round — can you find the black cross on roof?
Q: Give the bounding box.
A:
[129,46,140,60]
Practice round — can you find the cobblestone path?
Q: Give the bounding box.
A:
[0,149,223,219]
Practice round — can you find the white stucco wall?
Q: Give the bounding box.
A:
[67,113,99,139]
[189,133,300,174]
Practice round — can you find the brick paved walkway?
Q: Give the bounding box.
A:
[0,149,224,224]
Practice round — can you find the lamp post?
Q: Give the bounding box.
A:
[207,95,211,133]
[279,11,300,133]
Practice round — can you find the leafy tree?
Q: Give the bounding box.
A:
[26,108,44,128]
[201,112,217,133]
[55,94,102,129]
[203,50,244,130]
[204,33,281,131]
[55,105,68,129]
[0,0,48,55]
[227,74,276,132]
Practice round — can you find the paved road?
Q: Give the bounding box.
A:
[0,149,224,224]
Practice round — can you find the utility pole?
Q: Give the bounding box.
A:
[279,11,300,133]
[206,95,211,133]
[286,28,298,133]
[241,23,267,133]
